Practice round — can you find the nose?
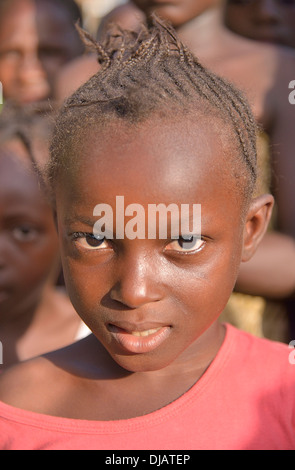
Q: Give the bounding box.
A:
[254,0,281,24]
[109,250,164,309]
[18,51,50,99]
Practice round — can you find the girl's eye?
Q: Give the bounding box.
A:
[165,235,205,254]
[72,232,110,251]
[12,226,38,242]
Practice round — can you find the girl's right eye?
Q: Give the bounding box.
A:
[12,225,39,242]
[72,232,110,251]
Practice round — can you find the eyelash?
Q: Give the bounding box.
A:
[165,236,205,254]
[71,232,109,248]
[70,232,206,255]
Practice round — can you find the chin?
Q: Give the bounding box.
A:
[112,352,176,373]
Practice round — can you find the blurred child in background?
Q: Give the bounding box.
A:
[0,0,84,105]
[0,103,89,370]
[223,0,295,50]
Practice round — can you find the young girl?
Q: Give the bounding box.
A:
[54,1,295,328]
[0,19,293,450]
[0,103,88,370]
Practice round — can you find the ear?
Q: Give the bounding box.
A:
[242,194,274,262]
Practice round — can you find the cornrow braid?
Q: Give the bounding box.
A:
[48,16,258,197]
[0,101,56,192]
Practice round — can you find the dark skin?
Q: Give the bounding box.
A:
[0,116,273,420]
[223,0,295,49]
[55,0,295,301]
[0,142,81,369]
[0,0,83,104]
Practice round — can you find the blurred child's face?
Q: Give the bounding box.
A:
[0,146,59,322]
[55,116,258,373]
[224,0,295,48]
[132,0,219,26]
[0,0,82,104]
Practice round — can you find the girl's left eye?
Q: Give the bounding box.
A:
[72,232,110,250]
[165,235,205,253]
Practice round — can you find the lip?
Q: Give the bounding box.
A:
[108,322,172,354]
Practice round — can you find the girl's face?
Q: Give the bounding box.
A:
[132,0,219,27]
[0,146,59,322]
[224,0,295,49]
[55,118,251,373]
[0,0,82,104]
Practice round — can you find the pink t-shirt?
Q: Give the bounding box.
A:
[0,324,294,450]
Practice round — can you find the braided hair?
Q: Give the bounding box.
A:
[48,16,258,200]
[0,101,56,197]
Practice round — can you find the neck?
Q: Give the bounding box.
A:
[138,320,226,381]
[176,7,225,51]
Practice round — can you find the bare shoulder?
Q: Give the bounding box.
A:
[0,355,60,411]
[221,29,295,74]
[0,335,100,413]
[212,32,295,123]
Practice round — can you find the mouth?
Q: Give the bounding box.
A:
[107,323,172,354]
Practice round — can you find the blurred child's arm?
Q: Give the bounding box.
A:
[235,232,295,299]
[270,52,295,238]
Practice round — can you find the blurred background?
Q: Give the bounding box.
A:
[76,0,128,33]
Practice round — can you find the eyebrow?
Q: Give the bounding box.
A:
[63,215,96,228]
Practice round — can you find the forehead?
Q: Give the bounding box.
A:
[0,0,35,43]
[0,149,41,202]
[56,115,245,214]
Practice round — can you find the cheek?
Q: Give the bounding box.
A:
[0,59,16,89]
[41,54,65,79]
[175,248,242,328]
[22,242,59,287]
[61,260,107,322]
